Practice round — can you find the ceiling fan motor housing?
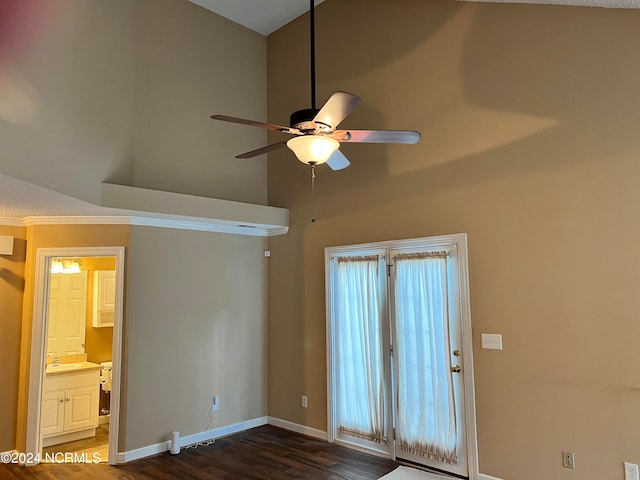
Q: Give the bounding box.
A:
[290,108,331,133]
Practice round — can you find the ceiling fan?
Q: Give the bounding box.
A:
[210,0,421,171]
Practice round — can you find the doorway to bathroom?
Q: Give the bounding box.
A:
[25,246,125,466]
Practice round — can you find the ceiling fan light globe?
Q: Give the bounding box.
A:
[287,136,339,165]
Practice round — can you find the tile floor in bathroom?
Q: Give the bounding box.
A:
[42,423,109,463]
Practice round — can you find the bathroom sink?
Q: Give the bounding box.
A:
[46,362,99,373]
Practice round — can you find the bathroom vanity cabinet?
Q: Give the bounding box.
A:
[42,369,100,447]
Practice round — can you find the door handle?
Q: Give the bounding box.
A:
[451,365,462,373]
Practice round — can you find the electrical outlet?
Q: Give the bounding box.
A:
[625,462,639,480]
[212,395,220,411]
[301,395,308,408]
[562,451,575,469]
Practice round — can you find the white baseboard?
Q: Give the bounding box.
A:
[98,414,110,426]
[477,474,504,480]
[181,416,267,448]
[267,416,328,441]
[116,416,268,463]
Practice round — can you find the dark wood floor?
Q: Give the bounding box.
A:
[2,425,399,479]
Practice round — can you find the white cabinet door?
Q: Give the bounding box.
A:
[41,390,65,437]
[99,271,116,312]
[92,270,115,327]
[64,385,98,432]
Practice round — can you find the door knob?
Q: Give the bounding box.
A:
[451,365,462,373]
[453,349,461,357]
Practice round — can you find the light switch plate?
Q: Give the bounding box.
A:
[481,333,503,350]
[625,462,639,480]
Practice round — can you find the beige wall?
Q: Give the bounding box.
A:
[266,2,640,479]
[133,0,268,205]
[0,0,268,206]
[0,225,26,451]
[15,224,130,451]
[124,226,267,450]
[0,0,136,203]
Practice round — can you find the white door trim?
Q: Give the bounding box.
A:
[325,233,479,480]
[26,246,125,465]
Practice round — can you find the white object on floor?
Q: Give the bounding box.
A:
[378,466,451,480]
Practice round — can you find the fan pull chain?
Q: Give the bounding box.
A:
[311,164,316,223]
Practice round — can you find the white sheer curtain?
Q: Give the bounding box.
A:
[332,255,386,443]
[393,252,457,464]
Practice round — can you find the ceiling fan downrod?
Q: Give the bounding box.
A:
[310,0,316,110]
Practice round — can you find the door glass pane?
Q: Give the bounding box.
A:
[393,252,458,464]
[333,255,386,443]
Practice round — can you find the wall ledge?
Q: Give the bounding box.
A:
[101,183,289,237]
[0,184,290,237]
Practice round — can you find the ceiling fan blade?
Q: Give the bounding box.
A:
[211,115,298,133]
[333,129,421,144]
[326,149,351,171]
[235,141,288,159]
[313,92,362,129]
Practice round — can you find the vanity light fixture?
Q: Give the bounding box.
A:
[51,259,82,274]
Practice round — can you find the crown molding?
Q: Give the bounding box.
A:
[10,215,288,237]
[22,216,130,227]
[0,217,27,227]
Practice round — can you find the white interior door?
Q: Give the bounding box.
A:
[390,247,468,477]
[47,272,87,356]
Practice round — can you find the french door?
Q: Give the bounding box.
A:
[326,235,474,478]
